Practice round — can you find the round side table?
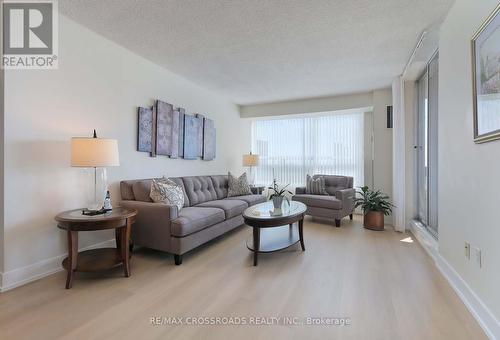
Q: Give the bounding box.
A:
[55,207,137,289]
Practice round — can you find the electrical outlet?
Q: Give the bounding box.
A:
[472,247,482,268]
[465,242,470,260]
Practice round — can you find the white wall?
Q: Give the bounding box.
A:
[372,89,393,223]
[439,0,500,322]
[1,15,249,287]
[239,92,373,117]
[0,3,5,277]
[404,81,417,227]
[0,59,4,276]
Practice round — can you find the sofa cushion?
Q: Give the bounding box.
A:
[211,175,228,199]
[169,177,190,207]
[293,194,342,210]
[225,194,266,206]
[171,207,225,237]
[227,172,252,197]
[150,178,184,210]
[182,176,218,205]
[132,180,153,202]
[196,199,248,219]
[120,180,135,200]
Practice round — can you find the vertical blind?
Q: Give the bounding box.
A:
[252,111,364,188]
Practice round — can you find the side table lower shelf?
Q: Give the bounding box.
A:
[62,248,130,272]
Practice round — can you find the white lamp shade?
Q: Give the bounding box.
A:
[242,153,259,167]
[71,137,120,167]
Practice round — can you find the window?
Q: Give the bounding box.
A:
[416,52,438,238]
[252,111,364,188]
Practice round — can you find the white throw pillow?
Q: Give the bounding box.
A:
[227,172,252,197]
[150,177,184,210]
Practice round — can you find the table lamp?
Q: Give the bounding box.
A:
[71,130,119,213]
[242,152,259,185]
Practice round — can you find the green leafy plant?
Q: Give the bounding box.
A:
[354,186,394,215]
[268,178,293,201]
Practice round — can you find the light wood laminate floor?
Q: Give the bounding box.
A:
[0,216,486,340]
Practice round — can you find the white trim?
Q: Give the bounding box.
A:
[0,239,116,292]
[409,220,500,340]
[392,77,406,232]
[409,219,439,260]
[402,31,427,78]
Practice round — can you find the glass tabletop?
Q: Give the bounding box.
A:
[243,200,306,220]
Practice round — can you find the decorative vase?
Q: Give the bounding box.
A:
[363,211,385,231]
[272,196,284,209]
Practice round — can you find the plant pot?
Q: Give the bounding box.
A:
[363,211,385,231]
[272,196,284,209]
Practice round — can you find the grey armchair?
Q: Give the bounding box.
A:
[292,175,355,227]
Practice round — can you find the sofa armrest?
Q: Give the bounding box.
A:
[120,200,178,251]
[121,200,178,220]
[335,188,356,213]
[295,187,306,194]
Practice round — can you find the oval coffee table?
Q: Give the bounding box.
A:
[243,201,307,266]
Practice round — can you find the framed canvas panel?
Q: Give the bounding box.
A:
[195,114,204,157]
[183,114,200,159]
[171,109,180,159]
[472,4,500,143]
[137,107,153,153]
[177,107,185,158]
[156,100,174,155]
[202,118,216,161]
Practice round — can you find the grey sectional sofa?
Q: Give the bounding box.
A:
[120,175,265,265]
[292,175,355,228]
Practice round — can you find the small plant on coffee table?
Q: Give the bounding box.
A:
[268,179,293,209]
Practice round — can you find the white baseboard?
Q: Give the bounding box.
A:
[409,219,439,260]
[0,239,116,292]
[409,220,500,340]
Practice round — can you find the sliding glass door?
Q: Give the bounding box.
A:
[417,72,429,227]
[416,52,439,238]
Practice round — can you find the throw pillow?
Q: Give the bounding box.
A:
[306,175,328,195]
[227,172,252,197]
[150,177,184,210]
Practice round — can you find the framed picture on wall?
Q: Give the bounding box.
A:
[472,3,500,143]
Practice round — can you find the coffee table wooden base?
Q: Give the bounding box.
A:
[243,201,307,267]
[246,225,301,253]
[247,219,305,266]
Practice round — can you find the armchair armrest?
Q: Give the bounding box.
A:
[120,200,178,252]
[295,187,306,194]
[335,188,356,213]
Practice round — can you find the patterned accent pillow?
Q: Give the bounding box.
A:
[227,172,252,197]
[150,177,184,210]
[306,175,328,195]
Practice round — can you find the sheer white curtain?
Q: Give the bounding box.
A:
[252,111,364,188]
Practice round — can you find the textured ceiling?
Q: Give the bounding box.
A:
[59,0,453,105]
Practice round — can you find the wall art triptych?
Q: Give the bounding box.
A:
[137,100,216,160]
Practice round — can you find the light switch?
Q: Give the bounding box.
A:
[464,242,470,260]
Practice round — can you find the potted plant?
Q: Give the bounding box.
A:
[354,186,394,231]
[268,178,292,209]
